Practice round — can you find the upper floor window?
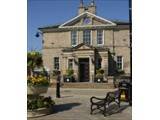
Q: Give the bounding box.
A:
[54,57,59,70]
[83,30,91,45]
[117,56,123,70]
[97,30,104,45]
[71,31,77,46]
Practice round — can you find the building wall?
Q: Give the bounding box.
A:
[42,28,130,77]
[114,29,130,74]
[43,31,71,48]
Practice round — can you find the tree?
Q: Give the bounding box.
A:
[27,51,43,76]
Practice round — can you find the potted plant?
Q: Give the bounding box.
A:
[27,51,54,118]
[63,69,75,82]
[27,96,55,117]
[27,74,49,95]
[95,69,104,83]
[113,69,125,88]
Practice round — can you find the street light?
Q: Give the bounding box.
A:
[35,31,42,38]
[35,31,44,44]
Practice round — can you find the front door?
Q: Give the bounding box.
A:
[79,58,89,82]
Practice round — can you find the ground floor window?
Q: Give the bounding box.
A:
[68,59,73,69]
[117,56,123,70]
[96,58,102,69]
[54,57,59,70]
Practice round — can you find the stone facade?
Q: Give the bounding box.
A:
[39,1,130,82]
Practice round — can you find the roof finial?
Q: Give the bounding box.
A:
[80,0,84,7]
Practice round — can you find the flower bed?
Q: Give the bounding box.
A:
[27,96,55,117]
[27,96,54,110]
[27,75,49,95]
[27,75,49,87]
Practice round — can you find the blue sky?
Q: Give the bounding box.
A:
[27,0,129,51]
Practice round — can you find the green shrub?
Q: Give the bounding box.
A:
[27,96,55,110]
[66,69,74,76]
[95,69,104,78]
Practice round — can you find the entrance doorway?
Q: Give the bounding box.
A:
[79,58,89,82]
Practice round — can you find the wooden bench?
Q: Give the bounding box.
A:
[90,91,120,116]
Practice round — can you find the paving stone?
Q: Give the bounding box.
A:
[28,88,132,120]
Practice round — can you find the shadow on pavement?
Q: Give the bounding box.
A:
[51,103,81,114]
[60,95,74,98]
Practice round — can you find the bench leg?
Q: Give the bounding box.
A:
[90,105,93,114]
[115,100,120,108]
[118,101,120,107]
[103,105,106,116]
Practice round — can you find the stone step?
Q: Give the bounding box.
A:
[50,82,115,89]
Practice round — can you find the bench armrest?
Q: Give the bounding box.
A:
[90,96,105,104]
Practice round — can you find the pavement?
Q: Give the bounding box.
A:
[28,88,132,120]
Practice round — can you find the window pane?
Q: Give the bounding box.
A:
[68,59,73,69]
[83,30,91,45]
[97,30,103,44]
[117,56,123,70]
[54,57,59,70]
[96,58,102,69]
[71,31,77,46]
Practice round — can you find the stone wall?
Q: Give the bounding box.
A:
[42,28,130,81]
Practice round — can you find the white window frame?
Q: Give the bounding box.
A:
[91,30,93,45]
[83,30,91,45]
[71,31,78,47]
[97,30,104,45]
[96,58,102,69]
[54,57,60,70]
[116,56,123,71]
[67,58,74,69]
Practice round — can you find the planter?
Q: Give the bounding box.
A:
[94,77,103,83]
[27,106,53,118]
[27,86,48,95]
[64,76,75,82]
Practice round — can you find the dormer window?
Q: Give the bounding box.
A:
[71,31,77,46]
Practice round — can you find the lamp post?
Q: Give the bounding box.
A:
[35,31,45,44]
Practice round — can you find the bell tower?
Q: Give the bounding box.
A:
[78,0,97,15]
[88,0,96,14]
[78,0,85,15]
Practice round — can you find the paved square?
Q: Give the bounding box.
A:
[28,88,132,120]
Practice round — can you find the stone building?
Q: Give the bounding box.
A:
[39,0,130,82]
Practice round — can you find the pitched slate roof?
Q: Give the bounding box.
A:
[39,24,60,29]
